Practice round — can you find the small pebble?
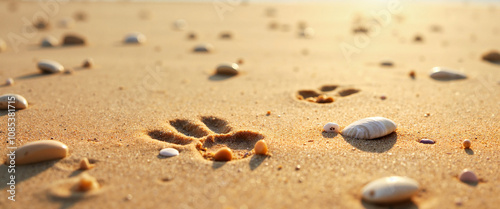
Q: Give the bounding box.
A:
[295,165,301,170]
[0,39,7,52]
[77,173,100,192]
[12,140,68,165]
[380,61,394,67]
[62,34,86,46]
[430,67,467,80]
[33,19,50,30]
[5,78,14,86]
[459,169,478,184]
[361,176,419,204]
[220,31,233,39]
[193,43,214,53]
[419,139,435,144]
[237,58,244,65]
[213,147,232,161]
[38,59,64,73]
[323,122,340,133]
[414,35,423,42]
[0,94,28,109]
[380,95,387,100]
[124,32,147,44]
[159,148,179,157]
[424,113,431,117]
[79,157,95,170]
[216,63,239,75]
[254,140,268,155]
[187,32,197,40]
[82,58,94,68]
[266,111,271,115]
[58,17,75,28]
[41,36,59,47]
[173,19,187,30]
[462,139,471,149]
[299,27,315,38]
[481,50,500,63]
[409,71,416,79]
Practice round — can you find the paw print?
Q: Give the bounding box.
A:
[295,84,360,104]
[146,116,265,161]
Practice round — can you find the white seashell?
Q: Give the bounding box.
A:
[216,63,239,75]
[124,32,147,44]
[193,43,214,53]
[342,117,396,139]
[0,94,28,110]
[173,19,187,30]
[159,148,179,157]
[5,78,14,86]
[429,67,467,80]
[58,17,75,28]
[41,36,59,47]
[362,176,419,204]
[323,122,340,133]
[0,39,7,52]
[38,60,64,73]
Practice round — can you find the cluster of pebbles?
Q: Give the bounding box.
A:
[159,140,268,161]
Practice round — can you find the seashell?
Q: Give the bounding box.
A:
[159,148,179,157]
[5,78,14,86]
[0,39,6,52]
[38,59,64,73]
[173,19,187,30]
[254,140,268,155]
[41,35,59,47]
[419,139,435,144]
[59,17,75,28]
[193,43,214,53]
[213,147,233,161]
[216,63,239,75]
[82,58,94,68]
[462,139,471,149]
[12,140,69,165]
[459,169,478,184]
[299,27,315,38]
[342,117,397,140]
[62,34,86,46]
[429,67,467,80]
[77,173,100,192]
[79,157,95,170]
[0,94,28,109]
[482,50,500,63]
[323,122,340,133]
[124,32,147,44]
[362,176,419,204]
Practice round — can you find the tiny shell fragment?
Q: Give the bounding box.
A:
[0,94,28,109]
[77,173,100,192]
[213,147,233,161]
[429,67,467,80]
[462,139,471,149]
[459,169,478,184]
[362,176,419,204]
[159,148,179,157]
[216,63,239,75]
[41,35,59,47]
[12,140,69,165]
[254,140,268,155]
[79,158,95,170]
[124,32,147,44]
[323,123,340,133]
[38,59,64,73]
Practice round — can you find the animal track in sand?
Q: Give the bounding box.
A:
[296,84,361,104]
[146,116,264,161]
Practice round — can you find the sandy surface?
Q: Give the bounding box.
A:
[0,1,499,208]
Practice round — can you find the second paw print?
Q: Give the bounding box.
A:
[295,84,361,104]
[146,116,269,161]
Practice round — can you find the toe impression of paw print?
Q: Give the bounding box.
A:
[296,84,360,104]
[147,116,267,161]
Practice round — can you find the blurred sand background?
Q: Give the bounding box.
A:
[0,0,499,208]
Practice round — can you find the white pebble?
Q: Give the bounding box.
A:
[37,60,64,73]
[342,117,397,140]
[362,176,419,204]
[41,36,59,47]
[159,148,179,157]
[429,67,467,80]
[124,32,147,44]
[173,19,187,30]
[216,63,239,75]
[5,78,14,86]
[323,122,340,133]
[299,27,315,38]
[0,94,28,110]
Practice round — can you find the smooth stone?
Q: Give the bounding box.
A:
[62,34,86,46]
[459,169,478,184]
[12,140,69,165]
[124,32,147,44]
[216,63,239,75]
[41,35,59,47]
[380,61,394,67]
[0,39,6,52]
[159,148,179,157]
[82,58,94,68]
[462,139,471,149]
[429,67,467,80]
[419,139,435,144]
[482,50,500,63]
[38,60,64,73]
[299,27,315,38]
[5,78,14,86]
[213,147,233,161]
[254,140,268,155]
[173,19,187,30]
[323,122,340,133]
[193,43,214,53]
[362,176,419,204]
[0,94,28,109]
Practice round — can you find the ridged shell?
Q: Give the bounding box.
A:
[342,117,396,139]
[362,176,419,204]
[429,67,467,80]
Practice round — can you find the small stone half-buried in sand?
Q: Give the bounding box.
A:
[9,140,69,165]
[0,94,28,110]
[48,173,102,200]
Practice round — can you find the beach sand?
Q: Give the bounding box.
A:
[0,1,499,208]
